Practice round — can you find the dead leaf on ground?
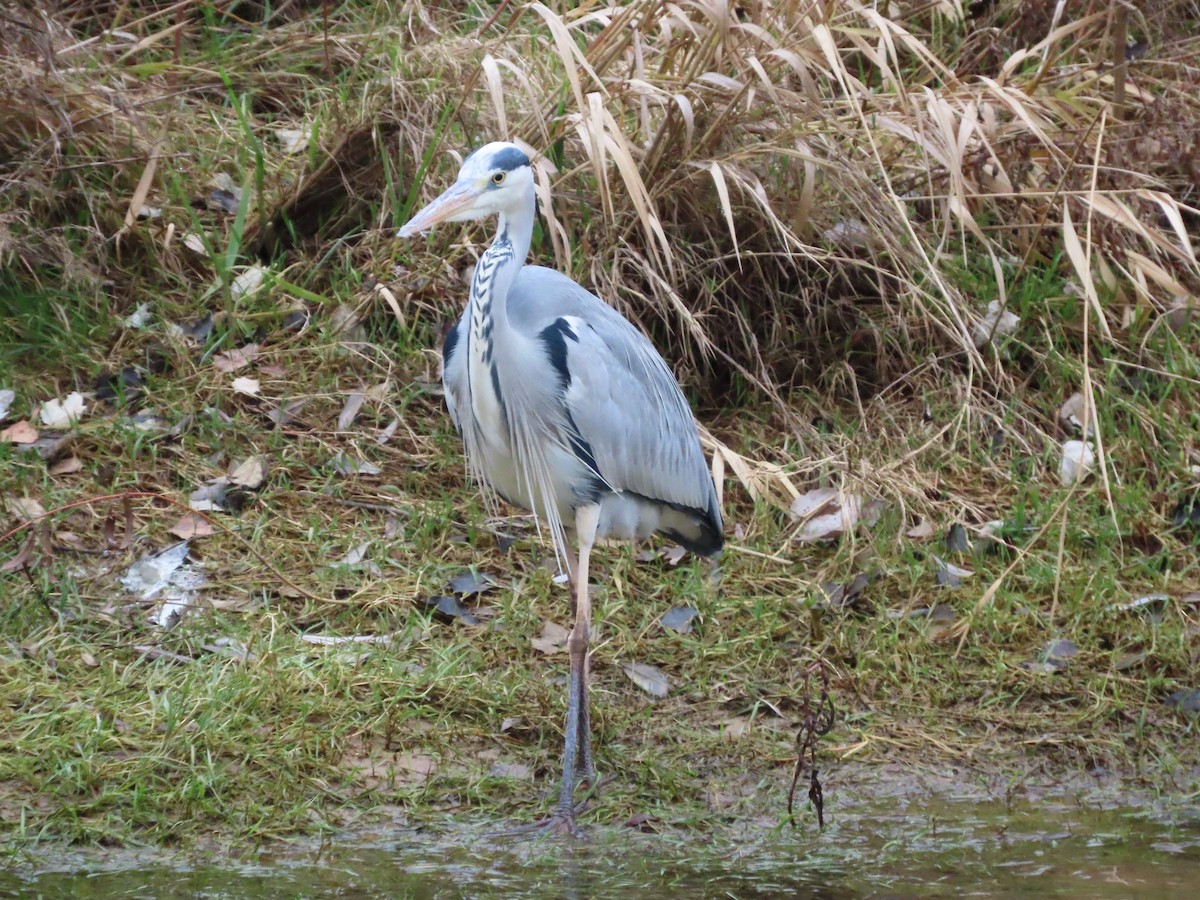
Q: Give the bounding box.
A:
[273,126,311,153]
[213,344,260,373]
[791,488,862,543]
[0,389,14,420]
[230,265,267,299]
[619,661,669,698]
[48,456,83,476]
[933,555,974,588]
[1059,392,1096,437]
[231,376,261,397]
[448,570,497,596]
[338,392,365,430]
[0,421,37,444]
[207,174,242,213]
[1022,638,1079,673]
[266,398,308,427]
[906,519,935,541]
[531,620,570,654]
[1059,440,1095,486]
[6,497,46,522]
[972,298,1020,347]
[330,452,382,476]
[660,606,699,633]
[1165,689,1200,713]
[228,456,267,489]
[169,513,216,540]
[190,478,230,511]
[424,595,481,625]
[377,418,399,445]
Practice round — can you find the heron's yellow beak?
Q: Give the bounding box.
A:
[397,181,480,238]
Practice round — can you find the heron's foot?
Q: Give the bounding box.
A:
[493,797,590,840]
[491,775,615,840]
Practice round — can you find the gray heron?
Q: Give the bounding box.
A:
[398,141,723,833]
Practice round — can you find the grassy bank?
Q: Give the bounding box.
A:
[3,0,1200,848]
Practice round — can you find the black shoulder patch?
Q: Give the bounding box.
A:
[539,317,578,392]
[491,145,531,172]
[442,320,461,371]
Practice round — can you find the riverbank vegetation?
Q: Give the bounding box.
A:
[2,0,1198,847]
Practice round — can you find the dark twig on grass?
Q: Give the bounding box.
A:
[788,659,835,830]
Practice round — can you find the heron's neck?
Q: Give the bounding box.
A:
[468,190,534,330]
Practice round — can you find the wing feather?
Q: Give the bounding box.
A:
[509,267,720,529]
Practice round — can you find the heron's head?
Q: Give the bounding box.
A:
[397,142,534,238]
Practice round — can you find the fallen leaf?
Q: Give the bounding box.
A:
[531,620,570,655]
[933,555,974,588]
[791,488,862,543]
[169,514,215,540]
[228,456,267,489]
[448,570,497,596]
[48,457,83,476]
[6,497,45,521]
[1059,392,1096,437]
[662,544,687,566]
[1022,638,1078,673]
[338,392,365,431]
[330,452,381,476]
[190,478,230,511]
[123,303,152,329]
[945,523,971,553]
[230,265,267,299]
[0,389,15,420]
[906,519,935,541]
[376,418,400,445]
[273,126,310,153]
[182,232,208,255]
[120,541,190,599]
[823,219,869,248]
[231,376,261,396]
[1059,440,1095,486]
[1165,689,1200,713]
[213,344,260,373]
[424,595,481,625]
[660,606,699,634]
[972,299,1020,347]
[39,392,86,428]
[619,661,669,698]
[0,421,38,444]
[207,174,242,214]
[267,398,307,426]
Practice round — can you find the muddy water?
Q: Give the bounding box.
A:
[4,780,1199,898]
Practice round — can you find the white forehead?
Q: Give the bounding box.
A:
[459,141,531,178]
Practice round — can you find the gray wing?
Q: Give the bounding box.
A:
[508,266,722,540]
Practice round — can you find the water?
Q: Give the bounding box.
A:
[4,786,1199,897]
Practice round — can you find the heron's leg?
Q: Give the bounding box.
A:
[556,504,600,819]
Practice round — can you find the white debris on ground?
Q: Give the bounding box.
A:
[119,540,207,628]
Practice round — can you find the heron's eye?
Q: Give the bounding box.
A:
[491,172,506,185]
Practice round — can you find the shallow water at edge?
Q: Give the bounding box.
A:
[4,784,1200,898]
